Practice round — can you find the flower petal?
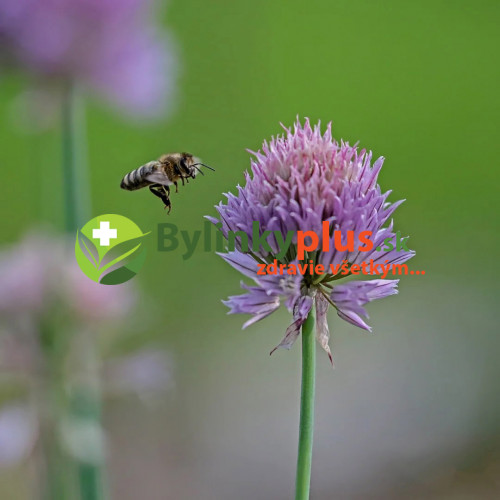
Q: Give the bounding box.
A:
[223,282,280,329]
[330,279,399,331]
[218,251,260,281]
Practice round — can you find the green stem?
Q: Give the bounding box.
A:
[71,333,107,500]
[37,322,74,500]
[295,305,316,500]
[62,82,90,231]
[78,463,105,500]
[61,84,106,500]
[72,386,107,500]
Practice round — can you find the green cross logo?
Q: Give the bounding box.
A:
[75,214,149,285]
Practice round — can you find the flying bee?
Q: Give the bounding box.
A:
[120,152,214,213]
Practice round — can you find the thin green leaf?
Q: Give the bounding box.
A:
[78,230,99,268]
[98,245,144,279]
[98,234,148,270]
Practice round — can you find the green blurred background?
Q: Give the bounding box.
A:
[1,0,499,498]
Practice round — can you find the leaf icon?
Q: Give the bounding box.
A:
[99,267,137,286]
[98,244,144,280]
[78,230,99,268]
[98,234,148,270]
[99,244,146,285]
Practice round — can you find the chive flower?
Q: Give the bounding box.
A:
[209,118,414,362]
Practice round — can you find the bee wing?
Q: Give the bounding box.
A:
[145,160,172,185]
[139,160,161,171]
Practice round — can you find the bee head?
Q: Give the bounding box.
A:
[187,155,215,178]
[179,152,196,179]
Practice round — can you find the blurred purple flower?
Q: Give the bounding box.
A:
[0,229,137,382]
[0,0,177,119]
[0,404,37,466]
[0,230,135,326]
[103,348,173,400]
[0,234,48,316]
[0,231,172,467]
[209,118,414,362]
[62,261,136,322]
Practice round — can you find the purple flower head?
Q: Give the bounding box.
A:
[208,118,415,363]
[0,230,136,328]
[0,0,177,119]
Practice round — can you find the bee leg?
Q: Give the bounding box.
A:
[149,184,171,211]
[181,177,185,187]
[174,181,178,193]
[161,186,172,214]
[149,184,164,201]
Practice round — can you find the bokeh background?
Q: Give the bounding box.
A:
[1,0,499,498]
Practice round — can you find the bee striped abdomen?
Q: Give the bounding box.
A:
[120,161,158,191]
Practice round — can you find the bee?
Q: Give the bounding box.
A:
[120,152,214,213]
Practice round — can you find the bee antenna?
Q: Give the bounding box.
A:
[193,162,215,171]
[193,165,205,176]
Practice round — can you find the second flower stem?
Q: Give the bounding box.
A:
[62,81,89,232]
[295,305,316,500]
[61,83,105,500]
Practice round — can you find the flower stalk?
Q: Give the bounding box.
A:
[209,118,415,500]
[61,83,107,500]
[62,81,89,232]
[38,322,73,500]
[71,333,108,500]
[295,306,316,500]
